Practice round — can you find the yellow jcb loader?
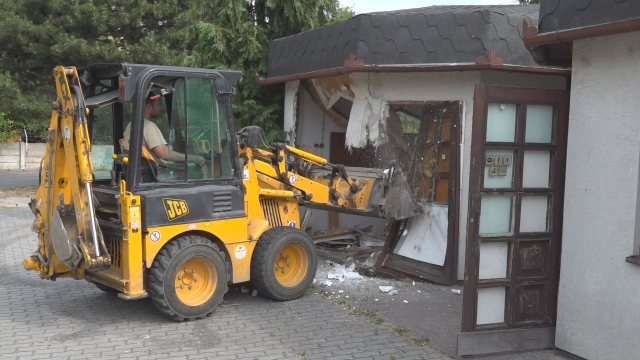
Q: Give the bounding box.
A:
[23,64,420,320]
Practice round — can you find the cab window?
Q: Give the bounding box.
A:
[166,77,234,182]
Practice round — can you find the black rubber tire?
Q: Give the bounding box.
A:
[94,282,119,295]
[147,235,228,321]
[251,227,317,301]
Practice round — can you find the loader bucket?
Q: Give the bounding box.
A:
[301,166,422,221]
[380,170,422,220]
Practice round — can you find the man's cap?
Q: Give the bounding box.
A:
[147,89,162,101]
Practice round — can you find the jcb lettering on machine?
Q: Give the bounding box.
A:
[163,198,189,220]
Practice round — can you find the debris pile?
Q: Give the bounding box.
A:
[311,226,385,275]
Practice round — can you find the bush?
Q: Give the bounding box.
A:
[0,71,50,142]
[0,112,21,142]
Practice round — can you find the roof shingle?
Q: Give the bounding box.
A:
[267,5,541,78]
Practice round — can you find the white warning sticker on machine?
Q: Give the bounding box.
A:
[288,221,296,228]
[150,230,161,243]
[235,245,247,259]
[288,174,297,184]
[243,169,249,180]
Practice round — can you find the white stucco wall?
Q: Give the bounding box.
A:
[555,32,640,359]
[287,70,566,280]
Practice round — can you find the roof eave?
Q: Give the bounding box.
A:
[256,63,570,85]
[523,16,640,47]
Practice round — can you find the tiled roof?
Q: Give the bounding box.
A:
[267,5,540,78]
[538,0,640,34]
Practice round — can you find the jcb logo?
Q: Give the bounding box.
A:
[163,198,189,221]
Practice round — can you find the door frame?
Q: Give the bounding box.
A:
[375,101,462,285]
[458,85,569,355]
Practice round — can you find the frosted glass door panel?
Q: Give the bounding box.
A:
[523,151,551,188]
[484,150,515,188]
[520,196,549,233]
[486,104,516,142]
[477,287,506,325]
[525,105,553,143]
[479,242,509,279]
[479,195,513,235]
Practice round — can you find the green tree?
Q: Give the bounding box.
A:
[0,71,51,141]
[180,0,354,142]
[0,0,191,141]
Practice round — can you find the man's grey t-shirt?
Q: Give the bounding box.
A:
[123,119,167,164]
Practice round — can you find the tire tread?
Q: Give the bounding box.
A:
[148,235,229,321]
[251,227,316,301]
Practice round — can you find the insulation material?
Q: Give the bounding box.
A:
[284,80,300,145]
[344,74,388,149]
[392,203,448,266]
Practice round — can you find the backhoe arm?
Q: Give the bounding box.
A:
[24,66,110,278]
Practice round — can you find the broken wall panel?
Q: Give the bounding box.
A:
[344,74,389,149]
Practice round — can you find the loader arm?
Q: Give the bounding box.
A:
[24,66,110,278]
[238,126,421,221]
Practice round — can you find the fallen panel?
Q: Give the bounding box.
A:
[392,203,448,266]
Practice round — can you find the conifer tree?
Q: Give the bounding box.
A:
[0,0,189,139]
[180,0,353,141]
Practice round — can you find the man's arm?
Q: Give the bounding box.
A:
[145,120,204,166]
[151,145,205,166]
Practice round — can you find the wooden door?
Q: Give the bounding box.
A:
[458,85,569,356]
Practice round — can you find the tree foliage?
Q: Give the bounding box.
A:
[0,0,352,142]
[180,0,353,142]
[0,0,189,140]
[517,0,540,4]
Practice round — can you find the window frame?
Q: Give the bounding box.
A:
[127,69,241,192]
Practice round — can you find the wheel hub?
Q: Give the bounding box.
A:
[273,243,308,288]
[175,258,217,306]
[275,252,290,273]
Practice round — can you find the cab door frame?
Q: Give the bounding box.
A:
[127,68,242,192]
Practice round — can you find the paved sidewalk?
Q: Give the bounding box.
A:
[0,208,451,360]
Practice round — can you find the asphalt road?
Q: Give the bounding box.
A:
[0,171,39,190]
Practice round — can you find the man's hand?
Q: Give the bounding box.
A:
[188,154,206,167]
[155,146,206,166]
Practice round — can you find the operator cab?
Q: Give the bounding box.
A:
[78,63,242,221]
